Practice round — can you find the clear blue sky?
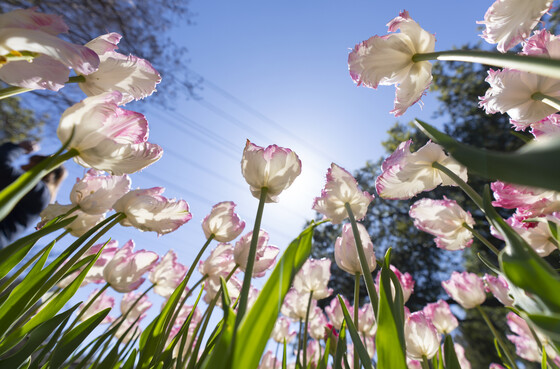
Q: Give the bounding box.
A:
[37,0,494,321]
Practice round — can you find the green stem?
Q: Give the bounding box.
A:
[421,355,431,369]
[0,85,33,100]
[531,92,560,111]
[476,305,519,369]
[296,319,303,368]
[344,203,379,316]
[354,274,361,369]
[235,187,268,324]
[67,75,86,84]
[431,161,483,210]
[412,50,560,80]
[462,223,500,255]
[302,291,314,369]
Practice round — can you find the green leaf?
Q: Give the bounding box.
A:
[0,248,101,354]
[338,296,373,369]
[443,335,461,369]
[0,147,76,222]
[317,338,331,369]
[50,307,111,369]
[375,249,407,369]
[414,119,560,192]
[121,349,137,369]
[526,312,560,343]
[199,304,237,369]
[231,221,324,369]
[333,323,347,369]
[0,216,74,282]
[0,303,78,369]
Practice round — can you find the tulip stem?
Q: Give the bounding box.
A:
[302,290,314,369]
[462,223,500,255]
[296,319,303,368]
[354,274,361,369]
[531,92,560,111]
[67,75,86,84]
[431,162,483,210]
[236,186,268,325]
[421,355,431,369]
[345,203,379,316]
[412,50,560,80]
[0,86,34,100]
[476,305,519,369]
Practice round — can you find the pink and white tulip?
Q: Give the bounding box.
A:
[483,274,514,307]
[281,288,316,321]
[77,288,115,324]
[293,258,333,300]
[348,10,435,116]
[113,187,192,235]
[422,299,459,334]
[506,312,557,363]
[312,163,374,224]
[376,140,468,200]
[513,219,559,257]
[442,271,486,309]
[149,250,188,298]
[308,307,328,340]
[120,291,152,321]
[57,240,119,288]
[202,201,245,242]
[358,303,377,337]
[325,295,351,330]
[404,311,441,360]
[103,240,158,293]
[335,222,376,275]
[203,275,242,305]
[409,197,475,251]
[198,243,236,278]
[0,8,99,91]
[478,0,553,52]
[376,265,415,303]
[480,68,560,128]
[233,230,279,278]
[491,181,560,220]
[241,140,302,203]
[452,343,472,369]
[271,316,297,344]
[70,169,131,215]
[38,203,105,237]
[57,92,163,175]
[81,33,161,104]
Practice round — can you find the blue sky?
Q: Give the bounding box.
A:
[36,0,495,322]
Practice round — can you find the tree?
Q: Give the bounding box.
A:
[0,89,46,144]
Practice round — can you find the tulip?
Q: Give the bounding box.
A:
[198,243,236,278]
[442,271,486,309]
[113,187,191,235]
[149,250,188,298]
[233,230,279,278]
[70,169,131,215]
[358,303,377,337]
[0,8,99,91]
[38,203,105,237]
[77,288,115,324]
[120,291,152,321]
[484,274,514,307]
[409,197,475,251]
[57,92,163,175]
[281,288,315,321]
[348,10,435,116]
[202,201,245,242]
[478,0,552,52]
[271,316,297,344]
[376,140,468,200]
[375,265,415,303]
[293,258,333,300]
[325,296,351,330]
[312,163,374,224]
[404,311,441,360]
[422,299,459,334]
[335,222,376,275]
[241,140,302,203]
[103,240,158,293]
[80,33,161,104]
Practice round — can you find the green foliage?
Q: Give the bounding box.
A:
[0,95,46,144]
